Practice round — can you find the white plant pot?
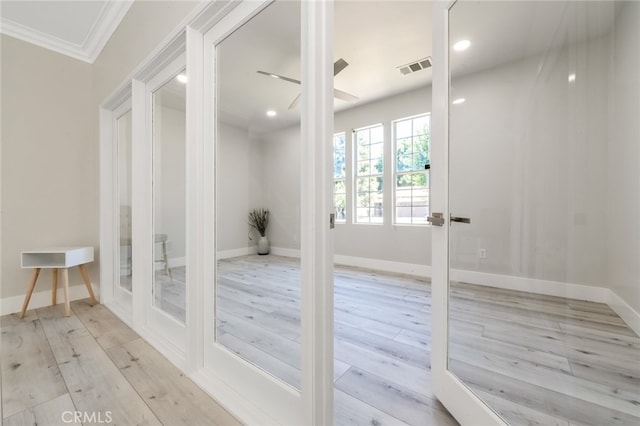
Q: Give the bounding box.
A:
[257,236,270,255]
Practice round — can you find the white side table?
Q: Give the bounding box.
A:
[20,246,98,318]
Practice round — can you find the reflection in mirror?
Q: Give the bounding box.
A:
[215,0,302,389]
[152,70,187,323]
[118,109,133,292]
[447,1,640,425]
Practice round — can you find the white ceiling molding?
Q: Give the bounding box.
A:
[0,1,132,63]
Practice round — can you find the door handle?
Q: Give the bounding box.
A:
[427,212,445,227]
[450,215,471,224]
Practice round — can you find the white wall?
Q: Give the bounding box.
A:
[449,36,610,287]
[608,1,640,314]
[1,35,95,303]
[216,122,266,253]
[260,126,303,251]
[0,0,200,312]
[253,34,619,292]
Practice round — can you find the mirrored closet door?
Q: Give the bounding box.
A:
[114,100,133,311]
[202,0,322,423]
[214,0,302,389]
[151,67,187,324]
[137,53,189,353]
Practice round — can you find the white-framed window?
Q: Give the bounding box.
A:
[333,132,347,223]
[354,124,384,224]
[393,114,430,225]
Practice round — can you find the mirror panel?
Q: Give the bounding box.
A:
[448,2,639,425]
[215,0,302,389]
[152,70,187,323]
[117,108,133,292]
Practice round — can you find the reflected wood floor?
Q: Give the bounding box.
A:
[1,302,239,426]
[216,255,640,426]
[217,255,457,426]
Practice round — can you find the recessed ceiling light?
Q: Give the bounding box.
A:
[266,110,277,117]
[568,73,576,82]
[452,98,466,105]
[453,40,471,51]
[176,74,188,84]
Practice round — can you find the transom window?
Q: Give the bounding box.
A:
[333,133,346,223]
[393,114,430,225]
[354,124,384,224]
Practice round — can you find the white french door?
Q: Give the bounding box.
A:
[430,1,506,424]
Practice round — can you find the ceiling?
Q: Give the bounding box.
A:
[2,1,618,135]
[215,0,616,136]
[217,0,434,134]
[0,0,132,63]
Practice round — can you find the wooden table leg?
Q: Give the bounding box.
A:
[61,268,70,317]
[52,268,58,305]
[20,268,41,318]
[78,264,98,305]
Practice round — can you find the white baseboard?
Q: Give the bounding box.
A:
[607,290,640,336]
[103,300,133,328]
[332,256,636,332]
[190,368,279,426]
[450,269,610,304]
[1,283,101,316]
[217,246,302,259]
[270,246,301,258]
[217,246,257,260]
[135,324,186,372]
[334,254,431,278]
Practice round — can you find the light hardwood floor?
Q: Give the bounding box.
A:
[216,255,457,426]
[1,302,239,426]
[449,283,640,426]
[10,255,637,425]
[213,255,639,426]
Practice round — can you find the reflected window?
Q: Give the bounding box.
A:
[333,132,346,223]
[393,114,430,225]
[354,124,384,224]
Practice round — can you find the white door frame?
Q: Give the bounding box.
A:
[300,0,334,423]
[431,2,508,425]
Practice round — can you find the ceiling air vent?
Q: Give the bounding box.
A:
[398,57,432,75]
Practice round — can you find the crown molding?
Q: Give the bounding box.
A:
[84,0,133,63]
[0,1,132,64]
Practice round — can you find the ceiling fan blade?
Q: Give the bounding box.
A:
[334,88,359,103]
[334,58,348,76]
[256,70,301,85]
[288,93,301,109]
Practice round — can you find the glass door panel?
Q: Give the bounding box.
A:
[447,2,639,425]
[152,69,187,323]
[214,0,301,389]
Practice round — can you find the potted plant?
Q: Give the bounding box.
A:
[248,208,270,255]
